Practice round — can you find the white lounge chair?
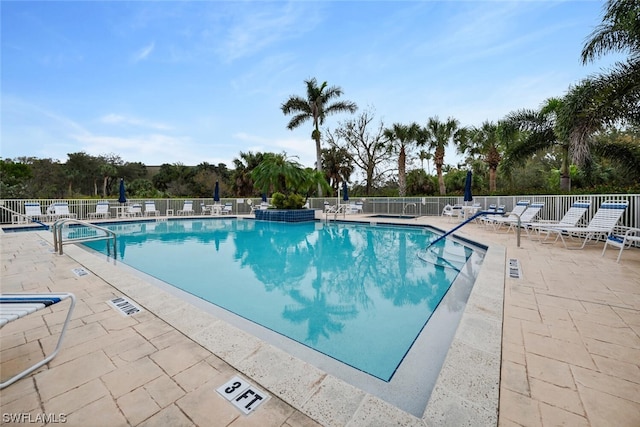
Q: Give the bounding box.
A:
[0,293,76,389]
[485,200,530,230]
[54,202,77,219]
[89,201,111,219]
[493,202,544,234]
[526,200,591,239]
[442,204,463,222]
[601,227,640,262]
[221,203,233,215]
[144,201,160,216]
[23,202,49,223]
[127,204,143,217]
[200,203,212,215]
[177,201,194,216]
[324,202,337,213]
[537,200,629,249]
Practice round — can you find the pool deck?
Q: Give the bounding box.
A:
[1,214,639,426]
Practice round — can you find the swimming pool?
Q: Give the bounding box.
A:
[83,218,477,378]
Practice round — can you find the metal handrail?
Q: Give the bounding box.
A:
[51,218,117,256]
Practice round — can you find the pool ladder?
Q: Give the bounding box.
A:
[51,218,117,256]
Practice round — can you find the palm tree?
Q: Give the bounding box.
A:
[567,0,640,164]
[383,122,420,196]
[418,150,433,175]
[422,116,462,195]
[231,151,264,196]
[251,153,306,196]
[505,98,574,191]
[281,78,357,195]
[459,121,506,193]
[321,146,353,193]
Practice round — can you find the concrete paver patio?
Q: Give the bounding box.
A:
[1,214,639,426]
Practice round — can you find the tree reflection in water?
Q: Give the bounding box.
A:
[86,219,473,380]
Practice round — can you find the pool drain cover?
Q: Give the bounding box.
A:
[508,259,521,279]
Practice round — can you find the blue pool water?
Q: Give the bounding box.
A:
[83,218,473,381]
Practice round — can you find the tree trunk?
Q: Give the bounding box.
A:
[489,167,497,192]
[398,147,406,196]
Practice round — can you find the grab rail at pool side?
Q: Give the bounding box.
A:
[51,218,117,256]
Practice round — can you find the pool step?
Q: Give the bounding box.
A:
[417,247,467,271]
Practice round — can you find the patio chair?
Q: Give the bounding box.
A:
[53,202,77,219]
[200,203,212,215]
[177,201,194,216]
[23,202,49,223]
[493,202,544,234]
[526,200,591,239]
[442,204,462,222]
[0,293,76,389]
[221,203,233,215]
[126,204,143,217]
[602,227,640,263]
[484,200,530,230]
[88,201,111,219]
[537,200,629,249]
[143,201,160,216]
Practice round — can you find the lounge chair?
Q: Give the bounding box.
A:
[493,202,544,234]
[89,201,111,219]
[442,204,463,222]
[127,204,143,217]
[221,203,233,215]
[324,202,337,213]
[485,200,530,230]
[200,203,212,215]
[601,227,640,262]
[23,202,49,223]
[144,201,160,216]
[0,293,76,389]
[177,201,194,216]
[53,202,77,219]
[526,200,591,239]
[537,200,629,249]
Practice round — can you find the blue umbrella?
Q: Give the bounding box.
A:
[342,181,349,202]
[261,193,267,203]
[214,181,220,202]
[118,178,127,203]
[463,170,473,203]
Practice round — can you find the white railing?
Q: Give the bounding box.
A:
[1,194,638,231]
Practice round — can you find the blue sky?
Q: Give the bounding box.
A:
[1,1,620,169]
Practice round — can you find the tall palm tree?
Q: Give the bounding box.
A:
[422,116,462,195]
[459,121,506,193]
[281,78,357,195]
[383,122,420,197]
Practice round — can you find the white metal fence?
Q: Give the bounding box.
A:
[1,194,638,231]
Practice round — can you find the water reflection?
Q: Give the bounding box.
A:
[86,219,477,380]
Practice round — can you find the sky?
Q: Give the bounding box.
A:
[1,0,623,171]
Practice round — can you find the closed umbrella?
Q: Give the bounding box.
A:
[342,181,349,202]
[463,171,473,203]
[118,179,127,203]
[214,181,220,203]
[261,193,267,203]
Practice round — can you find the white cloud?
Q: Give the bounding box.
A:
[99,113,173,131]
[132,41,155,62]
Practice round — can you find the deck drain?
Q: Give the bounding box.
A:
[72,267,89,277]
[508,258,521,279]
[107,297,143,316]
